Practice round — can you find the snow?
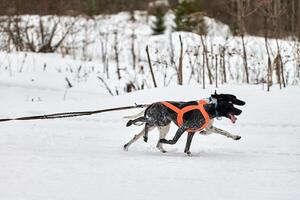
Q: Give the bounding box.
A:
[0,81,300,200]
[0,11,300,200]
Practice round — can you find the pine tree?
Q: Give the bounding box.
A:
[86,0,97,16]
[152,7,166,35]
[173,0,204,32]
[174,0,190,31]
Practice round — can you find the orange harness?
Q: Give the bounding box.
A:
[161,100,210,132]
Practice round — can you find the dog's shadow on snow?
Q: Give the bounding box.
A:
[122,147,245,159]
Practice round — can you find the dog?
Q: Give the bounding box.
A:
[124,92,245,155]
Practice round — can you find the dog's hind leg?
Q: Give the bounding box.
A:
[159,127,186,145]
[126,117,148,127]
[184,132,195,156]
[156,124,170,153]
[210,126,241,140]
[123,126,155,151]
[143,124,150,142]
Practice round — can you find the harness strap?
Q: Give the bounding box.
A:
[196,100,210,132]
[162,100,210,132]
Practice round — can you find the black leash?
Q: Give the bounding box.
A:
[0,104,149,122]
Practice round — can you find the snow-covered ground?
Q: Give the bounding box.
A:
[0,81,299,200]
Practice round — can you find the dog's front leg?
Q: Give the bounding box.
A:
[210,126,241,140]
[159,127,186,145]
[184,132,195,156]
[156,124,170,153]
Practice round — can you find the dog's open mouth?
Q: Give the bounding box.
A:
[227,113,237,123]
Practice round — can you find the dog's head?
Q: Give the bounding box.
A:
[215,101,242,123]
[211,91,246,106]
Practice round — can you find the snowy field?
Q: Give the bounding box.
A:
[0,81,300,200]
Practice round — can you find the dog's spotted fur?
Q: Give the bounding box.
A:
[124,93,245,156]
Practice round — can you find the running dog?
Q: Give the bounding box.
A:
[124,93,245,155]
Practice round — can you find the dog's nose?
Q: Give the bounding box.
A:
[233,99,245,106]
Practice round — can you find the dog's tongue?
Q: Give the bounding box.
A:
[228,113,237,123]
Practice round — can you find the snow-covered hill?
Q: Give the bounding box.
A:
[1,12,299,97]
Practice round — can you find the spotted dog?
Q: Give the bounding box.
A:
[124,93,245,155]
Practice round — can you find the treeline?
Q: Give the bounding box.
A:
[0,0,155,15]
[0,0,299,38]
[204,0,300,38]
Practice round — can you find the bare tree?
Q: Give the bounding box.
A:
[202,44,206,89]
[215,54,218,88]
[219,45,227,83]
[223,0,262,84]
[262,9,272,91]
[236,0,250,83]
[131,29,136,70]
[100,31,109,78]
[177,35,183,85]
[2,16,76,53]
[200,35,213,84]
[113,30,121,80]
[146,45,157,88]
[259,0,287,89]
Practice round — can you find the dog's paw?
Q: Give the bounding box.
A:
[159,139,168,143]
[143,136,148,143]
[126,120,133,127]
[123,144,129,151]
[159,148,167,153]
[234,135,241,140]
[156,145,167,153]
[185,151,192,156]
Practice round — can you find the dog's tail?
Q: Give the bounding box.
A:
[123,109,145,120]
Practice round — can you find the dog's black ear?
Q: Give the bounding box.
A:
[232,99,246,106]
[211,90,218,98]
